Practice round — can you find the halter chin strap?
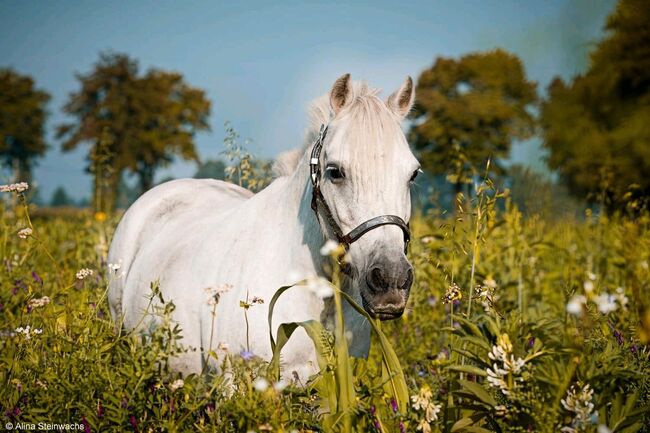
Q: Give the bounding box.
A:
[309,124,410,254]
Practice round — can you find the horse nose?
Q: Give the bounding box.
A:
[366,260,413,294]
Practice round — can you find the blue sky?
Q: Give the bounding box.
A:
[0,0,616,200]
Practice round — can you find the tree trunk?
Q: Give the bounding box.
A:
[138,164,155,194]
[453,181,462,214]
[13,159,32,184]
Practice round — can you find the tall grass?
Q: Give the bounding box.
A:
[0,182,649,432]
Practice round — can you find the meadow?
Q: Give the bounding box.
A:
[1,182,649,433]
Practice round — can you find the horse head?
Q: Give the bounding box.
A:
[312,74,419,320]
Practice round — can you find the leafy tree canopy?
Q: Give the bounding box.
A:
[57,52,211,202]
[0,68,50,182]
[410,49,538,191]
[541,0,650,211]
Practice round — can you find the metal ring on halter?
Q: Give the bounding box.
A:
[309,124,410,255]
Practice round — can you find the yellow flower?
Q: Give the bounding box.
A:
[94,211,107,223]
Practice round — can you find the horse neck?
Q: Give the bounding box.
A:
[282,151,328,274]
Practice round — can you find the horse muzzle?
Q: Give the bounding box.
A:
[361,257,413,320]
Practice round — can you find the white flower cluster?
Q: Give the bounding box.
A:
[0,182,29,193]
[76,268,94,280]
[560,383,596,432]
[305,276,334,299]
[486,334,526,396]
[411,385,442,433]
[28,296,51,310]
[15,325,43,339]
[17,228,33,239]
[169,379,184,391]
[252,377,288,393]
[567,283,629,316]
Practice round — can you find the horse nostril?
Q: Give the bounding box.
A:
[367,266,388,293]
[399,266,414,292]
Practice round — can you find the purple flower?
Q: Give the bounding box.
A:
[613,329,624,345]
[97,401,104,418]
[31,271,43,285]
[82,416,91,433]
[128,414,138,432]
[390,398,398,413]
[527,337,536,348]
[399,421,406,433]
[121,397,128,409]
[239,350,255,361]
[369,405,376,416]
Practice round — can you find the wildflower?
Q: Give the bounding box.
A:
[108,262,122,273]
[594,293,617,314]
[0,182,29,193]
[597,425,612,433]
[305,276,333,299]
[94,211,107,223]
[273,379,288,392]
[240,350,255,361]
[169,379,184,391]
[27,296,51,310]
[253,377,269,392]
[494,404,508,417]
[35,379,48,390]
[486,334,526,396]
[615,287,629,310]
[442,283,462,304]
[566,295,587,315]
[17,228,33,239]
[483,278,497,289]
[320,239,341,256]
[32,271,43,284]
[217,342,229,352]
[205,284,233,306]
[561,383,595,431]
[583,280,595,293]
[411,384,442,431]
[76,268,94,280]
[14,325,43,339]
[410,385,433,411]
[416,419,432,433]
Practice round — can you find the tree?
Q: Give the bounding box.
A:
[49,186,74,207]
[541,0,650,212]
[409,49,538,204]
[57,52,211,212]
[194,159,226,180]
[0,69,50,183]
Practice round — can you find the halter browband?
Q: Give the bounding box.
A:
[309,124,410,254]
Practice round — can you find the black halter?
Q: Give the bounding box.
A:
[309,124,410,254]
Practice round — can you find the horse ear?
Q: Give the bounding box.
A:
[387,76,415,119]
[330,73,352,115]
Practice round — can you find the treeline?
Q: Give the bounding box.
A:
[1,0,647,214]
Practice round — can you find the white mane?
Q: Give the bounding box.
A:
[272,81,385,178]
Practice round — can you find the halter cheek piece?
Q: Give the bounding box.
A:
[309,124,410,254]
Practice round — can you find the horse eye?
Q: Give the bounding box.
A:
[409,168,421,184]
[326,165,345,183]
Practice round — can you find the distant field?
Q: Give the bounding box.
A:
[1,195,649,432]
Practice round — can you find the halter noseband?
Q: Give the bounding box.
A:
[309,124,410,254]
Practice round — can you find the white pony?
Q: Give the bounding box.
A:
[108,74,420,379]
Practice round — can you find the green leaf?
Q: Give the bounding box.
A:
[458,379,496,406]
